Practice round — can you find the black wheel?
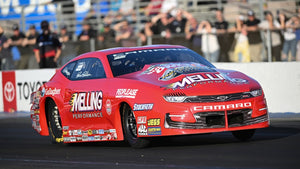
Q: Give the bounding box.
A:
[122,104,150,148]
[46,99,63,144]
[232,129,255,141]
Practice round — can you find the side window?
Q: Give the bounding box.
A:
[70,58,106,80]
[61,61,77,79]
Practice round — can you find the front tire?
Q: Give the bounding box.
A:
[122,104,150,148]
[46,99,63,144]
[232,129,255,141]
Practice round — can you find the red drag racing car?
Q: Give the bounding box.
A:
[30,45,269,148]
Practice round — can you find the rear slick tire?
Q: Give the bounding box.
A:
[47,100,63,144]
[232,129,255,141]
[122,104,150,148]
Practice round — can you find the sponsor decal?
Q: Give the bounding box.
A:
[44,88,61,96]
[159,63,213,81]
[133,103,153,111]
[72,112,103,119]
[70,137,76,142]
[106,99,112,115]
[137,116,147,124]
[69,91,103,119]
[2,71,17,112]
[168,73,225,89]
[115,89,138,99]
[82,136,88,141]
[88,129,93,135]
[82,131,88,136]
[94,135,101,141]
[88,136,94,141]
[147,119,161,126]
[148,127,161,135]
[138,125,147,136]
[109,129,116,133]
[76,137,82,141]
[70,91,102,112]
[99,129,104,134]
[193,102,252,111]
[92,130,99,134]
[63,126,69,130]
[76,71,92,78]
[63,131,68,136]
[64,137,71,142]
[142,65,165,75]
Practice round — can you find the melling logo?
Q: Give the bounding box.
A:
[4,81,15,102]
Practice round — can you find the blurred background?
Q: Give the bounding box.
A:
[0,0,300,70]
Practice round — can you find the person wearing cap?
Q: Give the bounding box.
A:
[244,10,263,62]
[78,21,96,41]
[10,23,26,69]
[98,24,116,49]
[22,24,40,69]
[0,26,15,70]
[58,24,76,66]
[34,20,62,68]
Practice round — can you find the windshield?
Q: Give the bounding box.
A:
[107,48,215,77]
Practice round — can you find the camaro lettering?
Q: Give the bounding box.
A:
[169,73,225,88]
[70,91,102,112]
[193,102,252,111]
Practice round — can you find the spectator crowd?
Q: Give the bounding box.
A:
[1,0,300,70]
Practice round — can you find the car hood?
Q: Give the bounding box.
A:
[118,62,259,95]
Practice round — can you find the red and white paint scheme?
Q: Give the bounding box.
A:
[29,45,269,148]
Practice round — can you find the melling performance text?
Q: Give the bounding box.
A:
[70,91,103,112]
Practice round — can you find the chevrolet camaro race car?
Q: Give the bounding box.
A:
[30,45,269,148]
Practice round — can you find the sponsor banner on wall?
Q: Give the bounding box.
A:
[15,69,56,111]
[2,71,17,112]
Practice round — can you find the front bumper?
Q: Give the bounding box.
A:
[165,108,268,129]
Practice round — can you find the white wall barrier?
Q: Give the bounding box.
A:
[1,69,56,112]
[0,62,299,113]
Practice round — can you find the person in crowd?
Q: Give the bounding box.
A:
[214,9,231,62]
[113,20,136,47]
[59,24,72,43]
[144,0,163,17]
[185,17,202,55]
[233,24,251,62]
[58,25,76,66]
[22,24,40,69]
[279,13,298,61]
[150,13,172,39]
[78,21,97,41]
[9,23,26,69]
[243,10,263,62]
[197,20,220,62]
[84,8,98,29]
[98,24,116,49]
[169,9,193,34]
[259,11,282,61]
[0,25,14,70]
[34,20,62,68]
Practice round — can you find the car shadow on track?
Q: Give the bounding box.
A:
[64,119,300,148]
